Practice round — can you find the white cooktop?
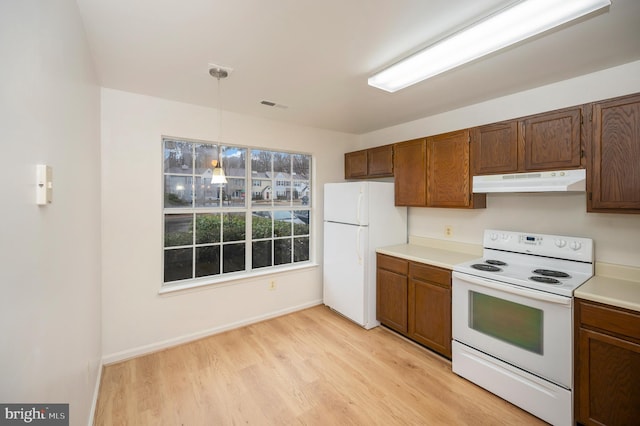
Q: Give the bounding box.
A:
[453,230,594,297]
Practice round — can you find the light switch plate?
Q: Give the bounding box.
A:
[36,164,52,205]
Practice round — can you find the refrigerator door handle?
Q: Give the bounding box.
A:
[356,190,363,225]
[356,227,363,264]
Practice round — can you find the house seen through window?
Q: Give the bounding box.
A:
[163,137,312,286]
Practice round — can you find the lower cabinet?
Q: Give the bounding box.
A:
[574,298,640,426]
[376,253,452,358]
[376,254,408,334]
[408,262,452,358]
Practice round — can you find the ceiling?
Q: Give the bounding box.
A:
[76,0,640,134]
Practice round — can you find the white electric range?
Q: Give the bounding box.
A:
[452,229,594,426]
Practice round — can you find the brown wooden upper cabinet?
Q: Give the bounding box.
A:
[471,121,519,175]
[427,130,485,208]
[394,132,485,209]
[393,138,427,206]
[588,93,640,213]
[344,144,393,179]
[344,149,367,179]
[521,107,583,171]
[347,91,639,213]
[471,106,585,175]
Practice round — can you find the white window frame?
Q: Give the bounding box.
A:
[161,136,314,292]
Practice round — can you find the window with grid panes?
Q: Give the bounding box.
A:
[163,138,311,286]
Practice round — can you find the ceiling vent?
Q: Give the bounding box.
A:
[260,100,288,109]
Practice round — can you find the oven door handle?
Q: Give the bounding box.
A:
[453,272,572,306]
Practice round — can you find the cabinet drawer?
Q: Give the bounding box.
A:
[410,262,450,288]
[578,299,640,340]
[377,254,408,275]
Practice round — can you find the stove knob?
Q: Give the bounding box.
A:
[570,241,582,251]
[555,239,567,248]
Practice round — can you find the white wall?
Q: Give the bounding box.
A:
[101,89,356,361]
[360,61,640,268]
[0,1,102,425]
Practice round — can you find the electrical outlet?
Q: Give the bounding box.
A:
[268,280,277,291]
[445,225,453,237]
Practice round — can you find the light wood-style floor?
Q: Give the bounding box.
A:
[95,305,547,425]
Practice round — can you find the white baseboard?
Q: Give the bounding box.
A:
[102,300,323,365]
[87,362,103,426]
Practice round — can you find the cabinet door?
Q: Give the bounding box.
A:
[471,121,519,175]
[427,130,470,207]
[408,263,451,358]
[575,299,640,425]
[376,268,408,334]
[344,150,368,179]
[367,144,394,177]
[394,139,427,206]
[576,328,640,425]
[589,93,640,213]
[520,107,582,171]
[376,255,409,334]
[426,130,485,209]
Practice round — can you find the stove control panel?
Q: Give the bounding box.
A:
[489,232,512,241]
[520,235,542,245]
[484,229,593,263]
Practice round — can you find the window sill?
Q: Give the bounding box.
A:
[158,262,320,295]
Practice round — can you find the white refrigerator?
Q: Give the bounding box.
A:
[323,181,407,329]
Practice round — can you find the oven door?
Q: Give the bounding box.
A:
[452,271,573,388]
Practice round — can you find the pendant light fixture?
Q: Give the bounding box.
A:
[368,0,611,92]
[209,65,231,184]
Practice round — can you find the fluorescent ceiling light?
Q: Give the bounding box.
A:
[368,0,611,93]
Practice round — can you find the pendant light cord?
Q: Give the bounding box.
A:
[217,75,222,166]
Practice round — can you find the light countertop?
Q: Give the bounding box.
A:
[378,238,640,313]
[575,276,640,313]
[376,241,479,270]
[376,236,482,269]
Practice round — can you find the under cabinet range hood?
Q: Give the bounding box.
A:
[472,169,586,193]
